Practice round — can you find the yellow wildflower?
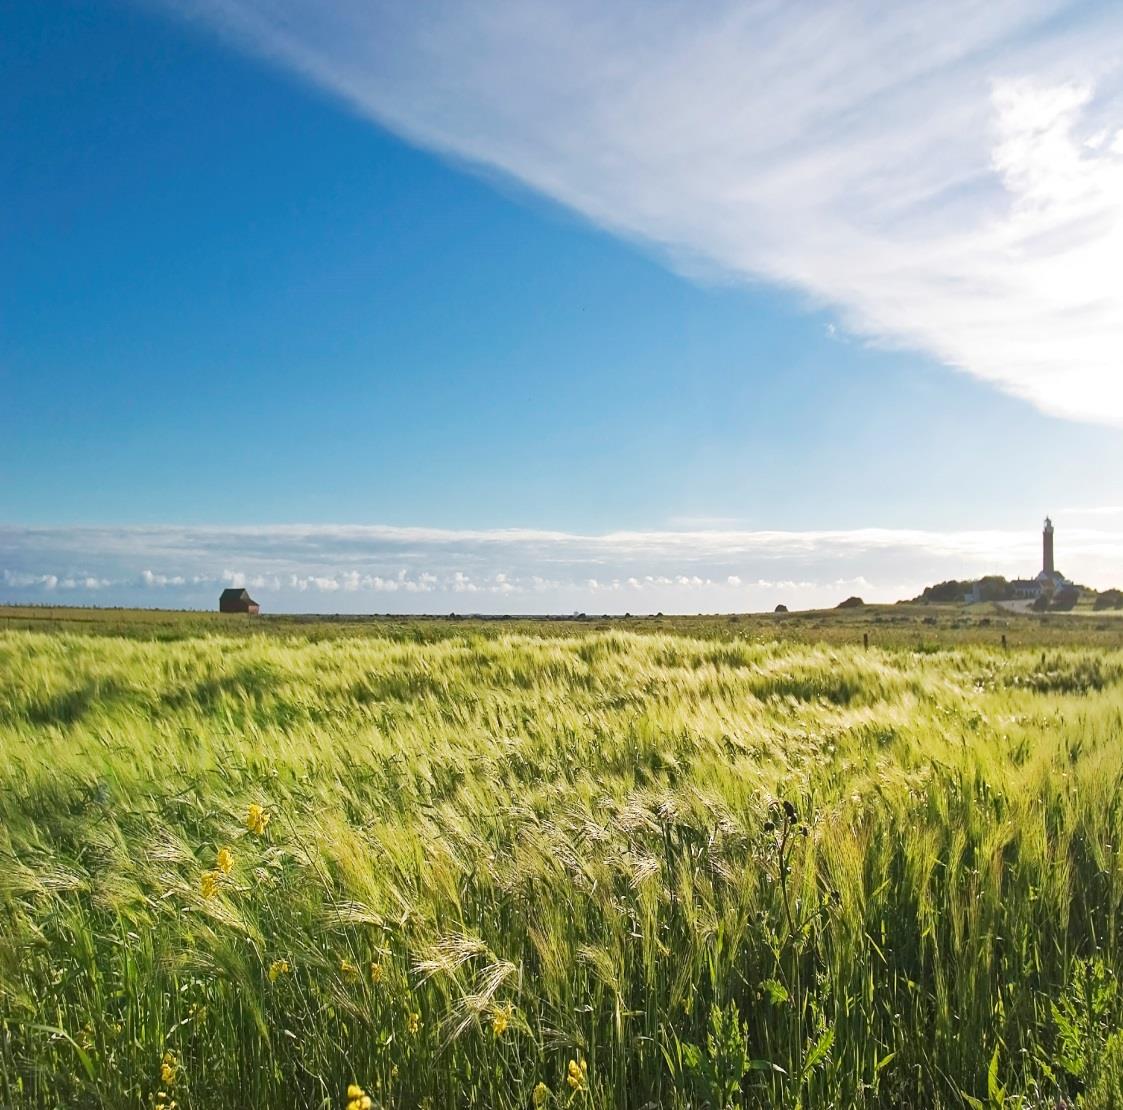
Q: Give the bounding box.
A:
[345,1082,373,1110]
[160,1049,177,1084]
[369,961,384,984]
[491,1001,513,1037]
[532,1082,551,1107]
[245,803,270,835]
[268,959,291,982]
[215,846,234,874]
[340,958,359,978]
[406,1010,422,1035]
[566,1058,588,1091]
[199,870,219,899]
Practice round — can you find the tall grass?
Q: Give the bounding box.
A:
[2,626,1123,1107]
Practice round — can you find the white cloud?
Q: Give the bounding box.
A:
[154,0,1123,425]
[142,569,187,587]
[2,569,110,591]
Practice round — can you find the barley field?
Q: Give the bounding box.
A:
[3,612,1123,1108]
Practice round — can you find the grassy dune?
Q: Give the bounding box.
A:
[3,621,1123,1107]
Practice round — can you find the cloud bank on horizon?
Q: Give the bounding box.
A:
[3,521,1122,613]
[156,0,1123,425]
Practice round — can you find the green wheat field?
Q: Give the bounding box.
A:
[3,606,1123,1108]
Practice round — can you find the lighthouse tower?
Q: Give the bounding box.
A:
[1042,517,1054,577]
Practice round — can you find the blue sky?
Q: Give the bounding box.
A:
[3,1,1123,612]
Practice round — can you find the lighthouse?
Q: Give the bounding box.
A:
[1042,517,1054,577]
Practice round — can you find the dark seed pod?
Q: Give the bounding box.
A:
[783,800,797,820]
[763,820,775,833]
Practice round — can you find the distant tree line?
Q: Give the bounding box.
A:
[1093,588,1123,610]
[1032,586,1079,612]
[917,578,1123,612]
[918,577,1013,603]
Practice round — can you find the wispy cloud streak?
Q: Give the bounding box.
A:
[154,0,1123,424]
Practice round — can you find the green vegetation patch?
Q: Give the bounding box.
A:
[2,624,1123,1107]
